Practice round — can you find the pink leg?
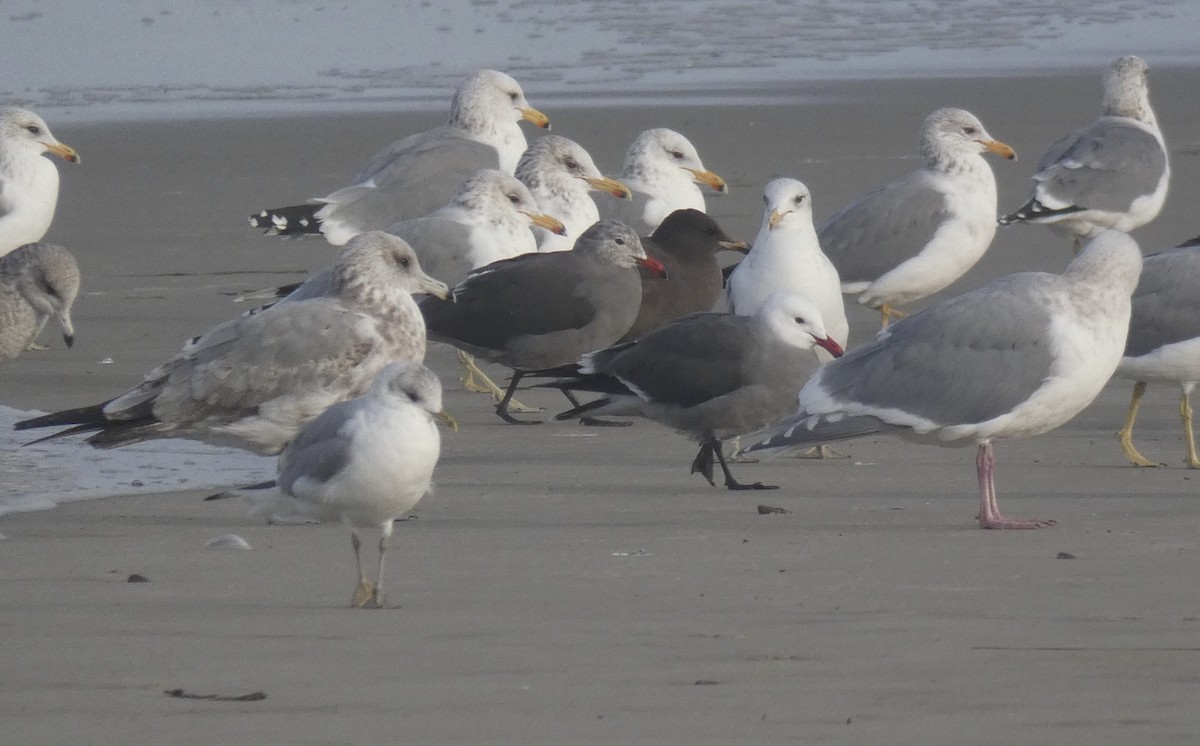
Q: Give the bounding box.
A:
[975,443,1055,529]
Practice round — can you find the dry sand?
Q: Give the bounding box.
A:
[2,71,1200,744]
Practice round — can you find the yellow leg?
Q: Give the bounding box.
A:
[1117,381,1158,467]
[25,341,49,351]
[456,350,540,413]
[878,303,907,329]
[1180,389,1200,469]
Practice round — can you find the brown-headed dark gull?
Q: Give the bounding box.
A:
[541,293,843,489]
[819,107,1016,327]
[1115,234,1200,468]
[749,230,1143,529]
[16,232,449,454]
[0,242,79,362]
[1000,56,1168,251]
[597,128,727,232]
[617,208,748,343]
[257,362,456,608]
[0,108,80,257]
[250,70,550,245]
[420,220,666,424]
[515,135,631,253]
[727,178,848,357]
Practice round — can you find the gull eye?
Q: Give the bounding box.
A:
[508,91,519,102]
[670,150,684,160]
[762,194,768,204]
[794,316,806,324]
[564,158,578,170]
[407,391,421,403]
[24,124,40,136]
[615,237,626,246]
[793,195,805,205]
[508,193,521,204]
[394,252,411,268]
[963,126,978,135]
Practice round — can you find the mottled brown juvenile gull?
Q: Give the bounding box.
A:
[420,220,666,424]
[250,70,550,245]
[542,294,842,489]
[0,108,80,257]
[252,362,455,608]
[1000,56,1168,251]
[515,135,631,253]
[1114,234,1200,468]
[16,232,449,454]
[727,178,848,357]
[0,242,79,362]
[597,128,727,233]
[617,208,748,343]
[820,107,1016,326]
[749,230,1143,529]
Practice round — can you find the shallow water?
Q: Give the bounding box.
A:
[2,0,1197,120]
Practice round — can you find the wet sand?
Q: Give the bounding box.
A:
[3,71,1200,743]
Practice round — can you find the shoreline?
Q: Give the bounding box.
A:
[2,67,1200,742]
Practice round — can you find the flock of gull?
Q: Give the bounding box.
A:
[0,56,1192,607]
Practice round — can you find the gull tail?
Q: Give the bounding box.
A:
[14,402,109,431]
[999,198,1083,226]
[249,204,323,237]
[745,414,884,455]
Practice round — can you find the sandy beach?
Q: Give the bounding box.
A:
[3,70,1200,743]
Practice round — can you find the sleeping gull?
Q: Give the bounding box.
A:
[15,232,449,454]
[728,178,848,358]
[540,293,843,489]
[0,108,80,257]
[420,220,666,424]
[0,242,80,362]
[617,209,748,343]
[819,107,1016,326]
[1114,234,1200,468]
[748,230,1143,529]
[1000,55,1168,251]
[250,70,550,245]
[515,135,631,253]
[597,128,727,232]
[259,362,456,608]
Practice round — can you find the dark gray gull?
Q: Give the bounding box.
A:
[542,293,843,489]
[617,208,748,343]
[1000,56,1168,251]
[819,107,1016,327]
[16,232,449,454]
[0,108,80,257]
[1115,234,1200,468]
[252,362,456,608]
[727,178,848,357]
[748,230,1143,529]
[0,242,79,362]
[515,135,631,253]
[596,128,727,233]
[420,220,666,424]
[250,70,550,245]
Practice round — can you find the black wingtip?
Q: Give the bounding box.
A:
[249,205,323,237]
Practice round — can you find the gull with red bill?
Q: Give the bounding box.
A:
[420,220,667,424]
[534,293,843,490]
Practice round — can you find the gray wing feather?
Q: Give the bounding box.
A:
[1035,118,1166,210]
[277,400,357,493]
[818,173,950,284]
[1126,247,1200,357]
[813,274,1056,425]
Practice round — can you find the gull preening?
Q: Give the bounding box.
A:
[250,70,550,245]
[0,107,80,257]
[16,232,448,454]
[1000,55,1169,250]
[0,242,80,362]
[819,107,1016,326]
[750,230,1143,529]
